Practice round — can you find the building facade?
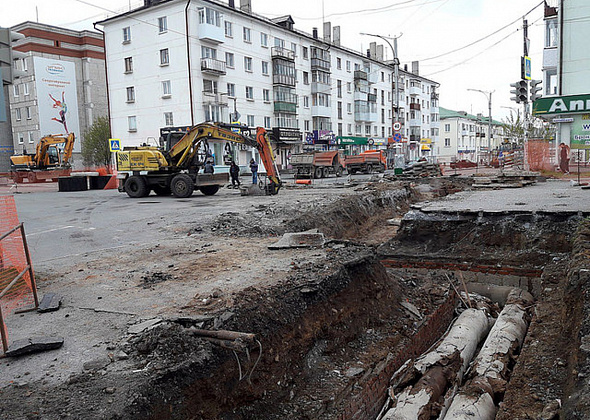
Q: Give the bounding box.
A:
[8,22,107,166]
[535,0,590,163]
[98,0,440,170]
[439,107,505,164]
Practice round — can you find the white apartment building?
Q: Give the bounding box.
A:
[97,0,440,169]
[439,107,505,164]
[7,22,107,165]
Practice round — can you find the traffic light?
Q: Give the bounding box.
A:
[510,80,528,104]
[530,79,542,102]
[0,27,26,85]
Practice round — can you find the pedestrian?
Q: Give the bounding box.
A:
[559,142,570,174]
[230,161,241,188]
[249,158,258,184]
[204,159,215,174]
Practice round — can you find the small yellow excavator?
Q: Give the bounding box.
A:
[10,133,75,183]
[116,122,282,198]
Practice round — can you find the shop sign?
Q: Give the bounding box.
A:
[571,114,590,149]
[533,94,590,116]
[272,128,302,144]
[313,130,336,144]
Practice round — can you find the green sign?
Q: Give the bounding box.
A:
[533,94,590,116]
[571,114,590,149]
[337,136,368,145]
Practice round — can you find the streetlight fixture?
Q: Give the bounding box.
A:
[468,88,494,164]
[360,32,402,163]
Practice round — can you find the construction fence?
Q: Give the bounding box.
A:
[0,195,38,354]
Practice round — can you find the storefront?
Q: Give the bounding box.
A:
[271,128,302,170]
[336,136,388,155]
[303,130,337,151]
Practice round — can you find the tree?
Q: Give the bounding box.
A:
[502,110,525,145]
[82,116,111,167]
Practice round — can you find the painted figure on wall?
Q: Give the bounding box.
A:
[49,92,68,133]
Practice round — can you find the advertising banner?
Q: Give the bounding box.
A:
[571,114,590,150]
[34,57,80,151]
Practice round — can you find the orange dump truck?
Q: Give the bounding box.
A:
[291,150,345,179]
[344,150,387,174]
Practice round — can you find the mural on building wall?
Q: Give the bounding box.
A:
[34,57,80,151]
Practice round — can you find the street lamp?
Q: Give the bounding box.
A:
[360,32,402,149]
[468,88,494,164]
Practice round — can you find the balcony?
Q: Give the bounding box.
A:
[311,104,331,118]
[353,90,369,101]
[274,102,297,113]
[367,93,377,103]
[271,47,295,61]
[198,21,224,44]
[409,85,421,96]
[202,92,228,106]
[311,81,330,94]
[354,70,367,81]
[410,103,421,111]
[201,58,226,75]
[311,58,330,71]
[410,134,420,143]
[273,74,296,87]
[409,118,421,127]
[354,110,378,122]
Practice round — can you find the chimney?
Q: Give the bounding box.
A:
[404,64,408,71]
[312,27,318,39]
[240,0,251,13]
[323,22,331,43]
[229,0,235,7]
[333,26,341,46]
[369,42,377,59]
[411,61,419,76]
[366,49,371,58]
[377,45,384,61]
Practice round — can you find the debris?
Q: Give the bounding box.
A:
[268,230,325,250]
[37,293,62,313]
[5,336,64,357]
[128,319,163,335]
[400,301,423,319]
[83,356,111,372]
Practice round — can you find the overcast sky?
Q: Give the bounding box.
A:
[3,0,545,120]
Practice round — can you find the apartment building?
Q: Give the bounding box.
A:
[534,0,590,163]
[6,22,107,165]
[439,107,505,164]
[97,0,440,169]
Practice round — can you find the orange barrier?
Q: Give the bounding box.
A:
[103,175,118,190]
[0,196,38,354]
[295,179,312,185]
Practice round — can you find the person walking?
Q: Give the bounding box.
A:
[230,161,241,188]
[249,158,258,184]
[559,142,570,174]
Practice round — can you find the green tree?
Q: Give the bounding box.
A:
[502,110,525,144]
[82,116,111,167]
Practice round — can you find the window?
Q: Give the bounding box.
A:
[227,83,235,97]
[445,138,451,147]
[546,18,558,48]
[303,71,309,85]
[128,116,137,132]
[381,72,385,82]
[124,57,133,73]
[126,86,135,102]
[21,57,28,71]
[365,125,371,135]
[302,46,308,59]
[274,37,285,48]
[338,123,343,137]
[346,60,351,72]
[546,69,558,95]
[347,124,352,135]
[164,112,173,126]
[203,79,218,93]
[337,102,342,119]
[347,103,352,114]
[337,57,341,70]
[201,46,217,59]
[26,106,31,119]
[303,96,309,108]
[304,120,310,131]
[347,82,351,93]
[225,52,234,68]
[158,17,167,33]
[261,32,268,47]
[263,89,270,102]
[13,84,19,97]
[245,86,254,100]
[15,108,21,121]
[264,116,271,128]
[199,7,222,26]
[247,115,255,126]
[28,132,34,144]
[162,80,171,97]
[262,61,269,75]
[337,80,342,98]
[244,56,252,72]
[291,42,297,54]
[225,21,233,37]
[123,27,131,43]
[243,27,251,43]
[18,133,24,144]
[160,49,169,65]
[444,123,451,132]
[23,83,29,96]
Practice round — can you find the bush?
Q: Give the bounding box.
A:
[82,116,111,167]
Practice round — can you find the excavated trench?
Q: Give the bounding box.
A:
[114,182,589,420]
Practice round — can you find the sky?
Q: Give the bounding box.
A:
[2,0,546,121]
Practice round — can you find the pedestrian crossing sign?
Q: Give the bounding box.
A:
[109,139,121,152]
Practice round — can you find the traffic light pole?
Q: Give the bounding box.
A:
[523,19,530,171]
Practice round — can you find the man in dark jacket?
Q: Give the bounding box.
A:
[204,159,214,174]
[230,161,240,188]
[249,158,258,184]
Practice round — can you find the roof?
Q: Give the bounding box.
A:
[439,106,503,126]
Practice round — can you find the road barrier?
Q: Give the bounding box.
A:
[0,196,38,354]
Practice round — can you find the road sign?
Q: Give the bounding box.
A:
[522,56,531,80]
[393,133,402,143]
[393,121,402,131]
[109,139,121,152]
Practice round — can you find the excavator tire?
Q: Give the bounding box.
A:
[124,175,149,198]
[199,185,220,196]
[170,174,194,198]
[335,166,343,177]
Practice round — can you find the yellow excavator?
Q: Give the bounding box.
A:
[116,122,282,198]
[10,133,75,183]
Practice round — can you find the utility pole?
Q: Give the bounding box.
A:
[523,18,530,171]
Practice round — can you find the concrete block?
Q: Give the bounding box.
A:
[37,293,62,313]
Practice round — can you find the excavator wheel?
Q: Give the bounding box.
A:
[124,175,149,198]
[170,174,194,198]
[199,185,220,196]
[335,166,343,177]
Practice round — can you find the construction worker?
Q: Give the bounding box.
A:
[250,158,258,184]
[204,159,215,174]
[230,161,241,188]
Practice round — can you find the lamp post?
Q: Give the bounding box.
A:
[468,89,494,164]
[360,32,401,164]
